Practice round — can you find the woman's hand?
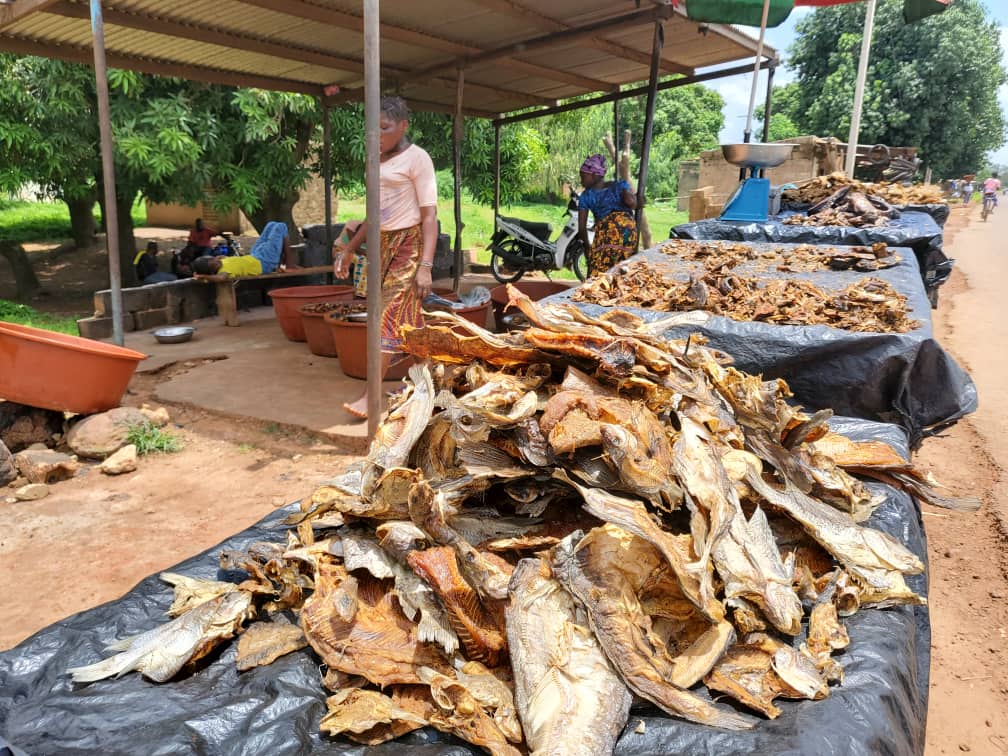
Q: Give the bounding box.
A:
[333,250,353,279]
[414,266,433,299]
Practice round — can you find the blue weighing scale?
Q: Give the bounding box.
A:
[719,143,797,223]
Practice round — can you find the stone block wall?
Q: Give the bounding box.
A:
[78,280,215,339]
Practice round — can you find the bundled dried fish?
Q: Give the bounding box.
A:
[660,239,899,274]
[573,260,918,333]
[68,283,971,756]
[782,172,946,207]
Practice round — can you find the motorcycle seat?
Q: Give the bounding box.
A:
[500,216,552,242]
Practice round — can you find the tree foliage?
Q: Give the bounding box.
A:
[784,0,1005,177]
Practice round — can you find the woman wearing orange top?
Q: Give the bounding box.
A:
[333,96,438,420]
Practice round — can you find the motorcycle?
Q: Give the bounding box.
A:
[212,232,242,256]
[487,192,592,283]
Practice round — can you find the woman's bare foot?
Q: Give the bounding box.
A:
[342,395,368,420]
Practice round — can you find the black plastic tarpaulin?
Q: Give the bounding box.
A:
[672,210,951,305]
[0,418,928,756]
[544,242,975,446]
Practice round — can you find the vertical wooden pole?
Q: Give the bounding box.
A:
[89,0,123,346]
[452,67,464,292]
[322,102,333,253]
[493,122,501,218]
[636,20,662,233]
[845,0,878,177]
[760,61,776,177]
[363,0,382,437]
[612,97,620,180]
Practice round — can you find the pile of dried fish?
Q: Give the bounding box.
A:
[782,173,946,207]
[66,288,976,754]
[302,301,368,317]
[660,239,899,274]
[573,260,918,332]
[783,185,897,227]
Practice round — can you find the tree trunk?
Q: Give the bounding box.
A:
[245,189,302,243]
[0,241,41,300]
[114,190,139,287]
[65,192,97,249]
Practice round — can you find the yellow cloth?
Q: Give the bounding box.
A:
[219,256,262,276]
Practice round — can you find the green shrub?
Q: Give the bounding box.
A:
[0,300,79,334]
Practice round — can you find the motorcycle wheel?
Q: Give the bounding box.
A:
[570,245,588,282]
[490,241,526,284]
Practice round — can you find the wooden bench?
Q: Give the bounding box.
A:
[194,265,334,326]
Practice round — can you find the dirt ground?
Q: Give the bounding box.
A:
[2,214,1007,753]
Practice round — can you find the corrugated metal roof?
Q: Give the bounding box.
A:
[0,0,776,117]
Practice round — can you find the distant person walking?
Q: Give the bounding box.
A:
[961,178,975,204]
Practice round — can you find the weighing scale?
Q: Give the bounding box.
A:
[719,142,797,223]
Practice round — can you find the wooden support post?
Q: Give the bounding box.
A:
[322,102,333,252]
[493,122,501,218]
[761,61,776,146]
[452,67,465,292]
[89,0,124,345]
[612,96,620,180]
[364,0,382,437]
[636,20,663,245]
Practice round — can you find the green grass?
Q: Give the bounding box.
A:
[0,300,79,334]
[336,195,688,269]
[125,420,182,455]
[0,198,146,244]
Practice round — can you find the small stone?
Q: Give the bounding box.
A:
[100,444,138,475]
[292,454,303,462]
[944,550,952,558]
[988,720,993,727]
[271,496,286,508]
[14,483,49,501]
[959,744,970,752]
[26,442,49,451]
[990,590,1004,599]
[14,448,81,484]
[634,720,646,734]
[972,574,981,580]
[0,440,14,486]
[4,497,15,504]
[140,404,170,427]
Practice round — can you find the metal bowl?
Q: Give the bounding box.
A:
[152,326,195,344]
[721,143,798,169]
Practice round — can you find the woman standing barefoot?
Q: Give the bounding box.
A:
[333,96,438,420]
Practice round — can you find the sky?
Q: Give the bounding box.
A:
[697,1,1008,166]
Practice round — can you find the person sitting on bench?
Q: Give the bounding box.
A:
[191,223,299,276]
[134,241,177,284]
[188,218,218,256]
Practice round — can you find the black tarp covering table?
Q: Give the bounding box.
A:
[672,210,951,302]
[0,420,929,756]
[544,242,975,446]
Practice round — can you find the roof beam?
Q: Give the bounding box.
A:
[0,34,324,95]
[402,4,675,83]
[468,0,690,76]
[46,2,365,74]
[0,0,61,29]
[45,1,553,107]
[239,0,616,93]
[323,88,498,119]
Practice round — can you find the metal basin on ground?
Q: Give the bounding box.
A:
[0,321,146,414]
[152,326,194,344]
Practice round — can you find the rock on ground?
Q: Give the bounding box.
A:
[0,403,63,452]
[0,441,15,486]
[100,445,138,476]
[14,483,49,501]
[66,407,148,460]
[140,405,170,427]
[14,449,80,484]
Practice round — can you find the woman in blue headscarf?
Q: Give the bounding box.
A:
[576,153,638,275]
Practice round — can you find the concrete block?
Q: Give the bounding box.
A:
[77,316,113,340]
[133,307,172,331]
[93,290,111,316]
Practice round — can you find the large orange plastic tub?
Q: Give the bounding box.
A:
[324,314,410,381]
[490,281,572,331]
[268,285,354,342]
[0,321,146,414]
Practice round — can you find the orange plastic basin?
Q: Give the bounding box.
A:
[0,321,146,415]
[324,314,410,381]
[490,281,572,331]
[268,285,354,342]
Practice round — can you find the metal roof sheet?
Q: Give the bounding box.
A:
[0,0,777,117]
